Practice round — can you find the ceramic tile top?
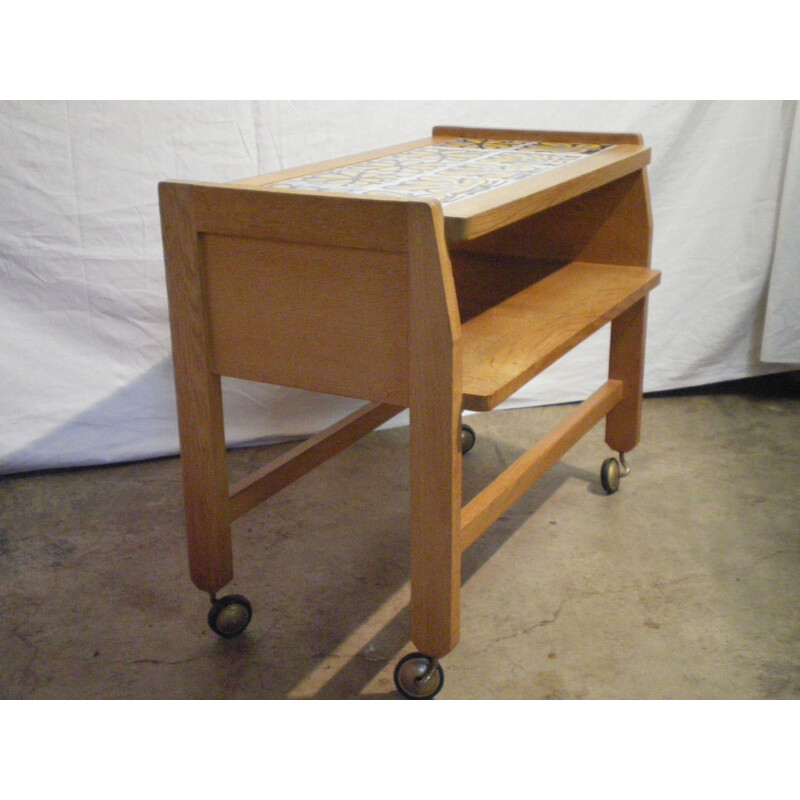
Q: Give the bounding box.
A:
[266,138,610,205]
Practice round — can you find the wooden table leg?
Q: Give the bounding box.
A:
[173,369,233,594]
[408,202,463,659]
[160,182,233,594]
[605,296,649,454]
[409,384,462,659]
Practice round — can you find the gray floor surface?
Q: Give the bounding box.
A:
[2,373,799,700]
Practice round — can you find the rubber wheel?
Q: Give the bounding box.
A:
[393,652,444,699]
[601,457,621,494]
[461,424,476,455]
[208,594,253,638]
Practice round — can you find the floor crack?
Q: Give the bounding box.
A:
[123,656,204,666]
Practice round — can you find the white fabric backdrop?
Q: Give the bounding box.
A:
[761,100,800,363]
[1,100,798,475]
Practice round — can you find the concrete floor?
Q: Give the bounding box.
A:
[2,373,799,700]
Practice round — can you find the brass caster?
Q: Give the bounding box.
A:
[600,457,621,494]
[208,594,252,638]
[461,424,476,455]
[393,652,445,699]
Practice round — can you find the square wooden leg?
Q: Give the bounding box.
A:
[407,201,463,659]
[409,393,462,658]
[605,296,649,453]
[174,369,233,594]
[160,182,233,594]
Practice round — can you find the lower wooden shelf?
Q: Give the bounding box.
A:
[461,260,661,411]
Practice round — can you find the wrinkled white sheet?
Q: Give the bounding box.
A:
[1,100,797,475]
[761,101,800,364]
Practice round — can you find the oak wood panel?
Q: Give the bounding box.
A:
[576,170,652,267]
[168,183,410,253]
[451,170,652,267]
[450,252,565,322]
[203,234,410,405]
[461,261,661,411]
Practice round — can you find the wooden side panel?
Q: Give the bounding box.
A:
[175,183,410,253]
[575,170,652,267]
[203,234,410,405]
[452,171,652,267]
[450,251,565,322]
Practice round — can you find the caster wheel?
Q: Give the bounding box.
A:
[461,424,476,455]
[601,457,621,494]
[208,594,252,638]
[393,652,444,699]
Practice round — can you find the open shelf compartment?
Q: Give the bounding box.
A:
[460,260,661,411]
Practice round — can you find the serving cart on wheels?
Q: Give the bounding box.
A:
[159,125,660,698]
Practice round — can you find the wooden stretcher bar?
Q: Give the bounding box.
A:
[460,379,624,551]
[228,402,404,521]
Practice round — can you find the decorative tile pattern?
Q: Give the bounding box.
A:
[267,138,609,205]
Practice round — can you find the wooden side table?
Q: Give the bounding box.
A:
[159,125,660,698]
